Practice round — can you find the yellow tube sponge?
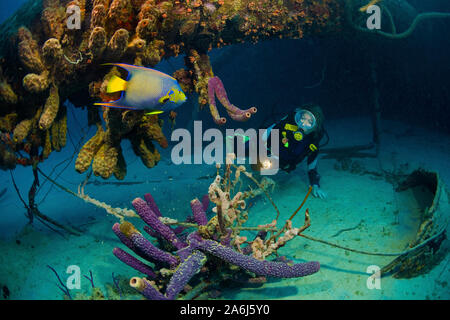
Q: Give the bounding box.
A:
[23,72,50,93]
[42,129,52,159]
[92,143,119,179]
[106,28,130,60]
[17,27,45,74]
[0,80,18,105]
[139,115,168,148]
[50,105,67,151]
[119,221,140,238]
[131,137,160,168]
[39,84,60,130]
[89,27,107,60]
[13,118,33,142]
[113,147,127,180]
[75,126,105,173]
[0,113,18,132]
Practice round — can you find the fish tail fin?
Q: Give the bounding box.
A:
[107,75,127,93]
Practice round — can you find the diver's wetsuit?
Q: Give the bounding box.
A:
[265,111,322,186]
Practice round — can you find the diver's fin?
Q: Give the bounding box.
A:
[93,102,136,110]
[146,110,164,115]
[107,75,127,93]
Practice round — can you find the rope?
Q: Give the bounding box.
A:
[299,227,446,257]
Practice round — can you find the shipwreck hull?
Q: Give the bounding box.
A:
[381,169,450,278]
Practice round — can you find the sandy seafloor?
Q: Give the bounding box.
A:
[0,114,449,300]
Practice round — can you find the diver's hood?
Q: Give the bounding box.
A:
[294,109,317,134]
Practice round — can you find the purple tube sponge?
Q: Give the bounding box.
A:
[176,245,195,262]
[208,76,257,124]
[143,225,160,239]
[201,194,210,212]
[113,223,160,265]
[130,233,179,268]
[207,78,227,125]
[165,250,207,300]
[190,237,320,278]
[144,193,162,217]
[173,226,186,234]
[132,197,187,250]
[190,198,208,226]
[112,222,135,249]
[130,277,168,300]
[119,221,179,268]
[113,248,156,279]
[113,192,321,300]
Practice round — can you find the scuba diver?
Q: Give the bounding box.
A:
[255,104,328,199]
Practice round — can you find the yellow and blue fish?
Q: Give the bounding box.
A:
[94,63,187,115]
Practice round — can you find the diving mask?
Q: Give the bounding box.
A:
[294,109,317,134]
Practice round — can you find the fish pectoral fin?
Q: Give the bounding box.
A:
[107,75,127,93]
[146,110,164,115]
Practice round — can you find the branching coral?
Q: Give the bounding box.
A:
[0,0,342,176]
[113,155,320,299]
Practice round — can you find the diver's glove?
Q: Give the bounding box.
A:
[312,184,327,199]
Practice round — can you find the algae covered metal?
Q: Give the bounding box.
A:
[382,170,450,278]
